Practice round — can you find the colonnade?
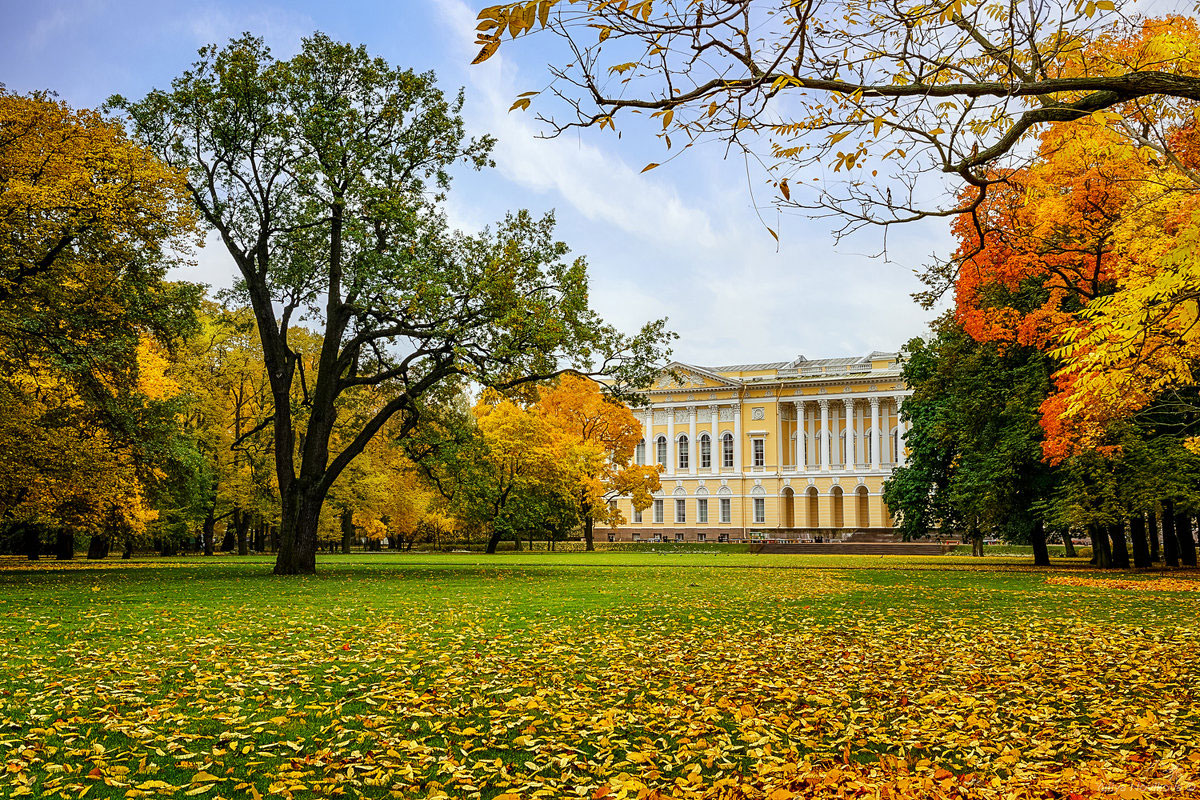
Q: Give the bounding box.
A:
[641,394,910,476]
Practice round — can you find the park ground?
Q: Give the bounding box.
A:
[1,553,1198,799]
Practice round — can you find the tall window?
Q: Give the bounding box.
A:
[720,498,731,523]
[722,433,734,468]
[653,498,664,522]
[697,498,708,523]
[656,436,667,466]
[752,438,765,467]
[675,498,686,523]
[634,507,642,523]
[678,435,689,470]
[892,430,899,462]
[699,433,711,468]
[635,438,646,465]
[754,497,766,524]
[865,432,873,464]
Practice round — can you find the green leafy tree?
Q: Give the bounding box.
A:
[885,313,1057,564]
[112,34,670,574]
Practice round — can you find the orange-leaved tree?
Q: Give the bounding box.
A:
[537,375,661,551]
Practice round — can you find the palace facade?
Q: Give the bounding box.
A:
[612,353,910,542]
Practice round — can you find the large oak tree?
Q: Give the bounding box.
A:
[112,34,669,574]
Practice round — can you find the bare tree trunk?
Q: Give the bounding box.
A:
[1088,523,1111,568]
[1162,502,1180,567]
[339,508,354,554]
[584,514,595,552]
[55,529,74,560]
[1176,512,1198,567]
[1030,520,1050,567]
[202,507,216,556]
[1108,522,1129,569]
[1147,511,1160,562]
[1061,531,1077,558]
[235,507,250,556]
[274,492,321,574]
[1129,515,1151,569]
[86,534,109,560]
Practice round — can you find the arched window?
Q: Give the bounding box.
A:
[717,485,732,523]
[635,438,646,465]
[677,434,690,469]
[839,431,848,465]
[864,431,873,464]
[722,432,734,468]
[751,485,767,524]
[699,433,712,468]
[655,435,667,466]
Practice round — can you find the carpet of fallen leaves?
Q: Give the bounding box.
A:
[1,557,1199,799]
[1046,576,1200,592]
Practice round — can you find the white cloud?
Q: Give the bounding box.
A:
[426,0,942,365]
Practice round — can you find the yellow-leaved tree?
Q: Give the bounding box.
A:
[537,375,661,551]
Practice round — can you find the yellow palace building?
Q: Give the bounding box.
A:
[612,353,910,543]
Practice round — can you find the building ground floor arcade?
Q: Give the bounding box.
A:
[610,474,894,543]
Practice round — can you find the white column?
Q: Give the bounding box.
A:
[818,399,830,472]
[893,395,906,466]
[776,400,783,474]
[688,406,697,475]
[643,409,653,466]
[666,407,676,476]
[795,401,806,472]
[709,405,720,472]
[870,397,881,472]
[733,403,742,473]
[843,398,856,471]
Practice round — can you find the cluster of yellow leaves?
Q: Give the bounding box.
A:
[2,562,1199,799]
[1047,576,1200,592]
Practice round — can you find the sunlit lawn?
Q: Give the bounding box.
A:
[1,553,1198,799]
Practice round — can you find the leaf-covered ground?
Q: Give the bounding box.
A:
[1,554,1198,799]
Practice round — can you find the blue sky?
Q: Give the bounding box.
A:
[1,0,950,365]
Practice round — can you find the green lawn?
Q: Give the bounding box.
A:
[1,553,1198,799]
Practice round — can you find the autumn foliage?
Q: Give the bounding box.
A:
[950,19,1200,463]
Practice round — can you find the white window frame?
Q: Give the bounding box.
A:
[754,497,766,524]
[752,438,765,467]
[653,498,664,523]
[719,497,731,523]
[722,433,734,468]
[697,533,707,542]
[699,433,711,468]
[675,498,686,523]
[697,498,708,523]
[677,435,689,470]
[635,438,646,465]
[633,507,642,523]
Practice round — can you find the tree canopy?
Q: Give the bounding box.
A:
[111,33,671,574]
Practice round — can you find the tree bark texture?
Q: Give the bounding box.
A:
[1147,511,1159,562]
[1088,523,1111,568]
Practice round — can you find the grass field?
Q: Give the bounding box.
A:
[2,553,1198,799]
